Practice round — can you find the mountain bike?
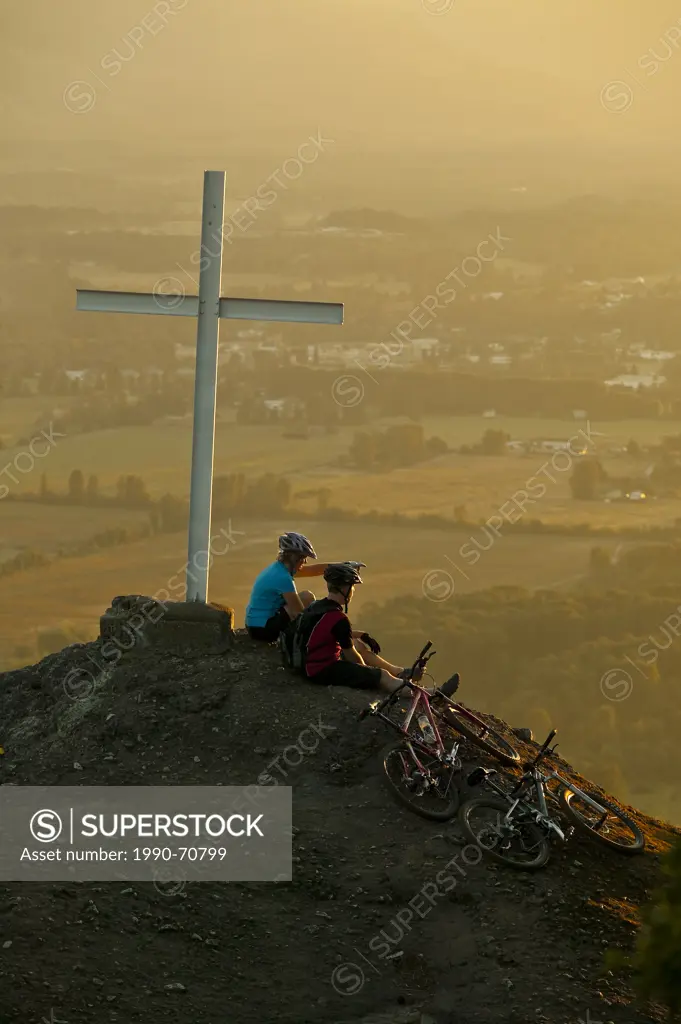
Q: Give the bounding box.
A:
[358,642,519,820]
[358,642,462,819]
[458,728,645,870]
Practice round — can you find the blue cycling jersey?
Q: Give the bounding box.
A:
[245,561,296,627]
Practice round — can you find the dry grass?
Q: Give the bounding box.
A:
[0,502,149,556]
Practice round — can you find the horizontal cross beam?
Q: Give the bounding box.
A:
[77,289,344,325]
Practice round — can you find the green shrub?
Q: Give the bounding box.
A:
[623,840,681,1019]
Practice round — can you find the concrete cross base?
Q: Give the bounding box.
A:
[99,594,235,658]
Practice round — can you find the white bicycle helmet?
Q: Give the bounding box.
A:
[278,532,317,559]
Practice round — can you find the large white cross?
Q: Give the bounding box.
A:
[77,170,343,603]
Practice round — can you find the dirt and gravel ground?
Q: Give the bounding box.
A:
[0,625,678,1024]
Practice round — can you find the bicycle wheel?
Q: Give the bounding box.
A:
[381,741,460,821]
[458,797,551,870]
[558,787,645,854]
[435,700,520,767]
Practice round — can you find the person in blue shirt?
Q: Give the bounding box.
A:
[245,532,364,642]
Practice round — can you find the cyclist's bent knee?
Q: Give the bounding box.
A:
[380,669,402,693]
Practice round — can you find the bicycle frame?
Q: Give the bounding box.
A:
[470,726,629,855]
[369,682,462,773]
[487,765,568,843]
[359,640,464,787]
[543,768,613,819]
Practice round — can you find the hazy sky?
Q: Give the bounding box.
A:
[3,0,681,157]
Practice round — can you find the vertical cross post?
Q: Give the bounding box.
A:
[186,171,226,602]
[76,170,343,606]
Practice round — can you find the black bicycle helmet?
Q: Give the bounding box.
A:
[323,562,363,589]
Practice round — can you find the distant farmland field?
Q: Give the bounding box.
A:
[2,408,680,519]
[0,420,354,497]
[420,414,681,448]
[0,503,150,559]
[0,395,79,446]
[299,452,681,529]
[0,516,626,670]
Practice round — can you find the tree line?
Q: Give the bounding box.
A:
[344,423,448,471]
[222,367,674,421]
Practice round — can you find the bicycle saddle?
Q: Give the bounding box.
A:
[467,766,496,787]
[439,673,460,698]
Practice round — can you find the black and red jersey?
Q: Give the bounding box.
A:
[301,598,353,677]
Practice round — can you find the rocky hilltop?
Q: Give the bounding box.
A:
[0,605,678,1024]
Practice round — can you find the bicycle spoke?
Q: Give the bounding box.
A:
[463,800,549,868]
[382,742,460,821]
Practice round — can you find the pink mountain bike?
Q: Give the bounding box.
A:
[359,642,519,820]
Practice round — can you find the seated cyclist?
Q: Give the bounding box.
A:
[301,563,425,693]
[245,532,363,643]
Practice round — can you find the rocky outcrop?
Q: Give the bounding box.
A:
[0,600,677,1024]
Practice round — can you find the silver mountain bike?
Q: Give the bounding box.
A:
[458,729,645,870]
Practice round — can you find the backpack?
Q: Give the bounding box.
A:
[279,598,338,676]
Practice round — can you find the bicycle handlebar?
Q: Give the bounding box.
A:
[527,728,557,769]
[358,641,434,721]
[410,641,434,679]
[541,728,557,751]
[416,641,433,662]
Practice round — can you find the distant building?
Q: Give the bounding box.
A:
[538,439,572,452]
[604,373,667,389]
[410,338,440,359]
[505,437,586,455]
[638,349,676,361]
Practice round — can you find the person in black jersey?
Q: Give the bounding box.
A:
[302,563,422,692]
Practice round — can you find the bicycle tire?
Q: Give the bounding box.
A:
[381,741,460,821]
[558,788,645,854]
[436,702,520,767]
[458,796,551,870]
